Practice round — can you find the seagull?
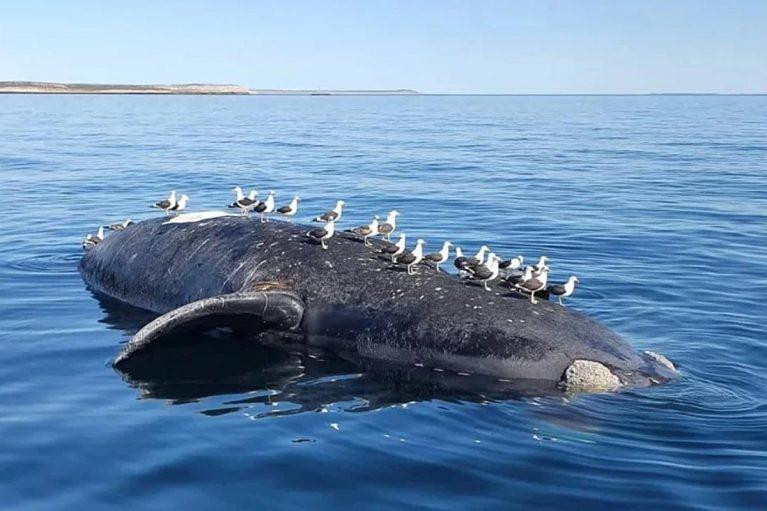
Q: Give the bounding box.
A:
[547,275,579,305]
[84,226,104,242]
[397,239,426,275]
[460,248,496,279]
[169,194,189,213]
[424,241,453,272]
[82,226,105,250]
[465,245,491,268]
[515,266,550,304]
[502,264,533,286]
[228,186,245,207]
[228,187,256,206]
[307,219,335,249]
[105,218,134,231]
[466,254,500,291]
[499,255,524,270]
[378,210,400,241]
[460,251,495,278]
[230,187,258,215]
[532,255,550,272]
[507,266,533,287]
[395,239,426,275]
[351,215,380,246]
[277,196,300,221]
[454,247,469,271]
[254,190,276,222]
[151,190,177,214]
[381,232,407,262]
[313,200,346,222]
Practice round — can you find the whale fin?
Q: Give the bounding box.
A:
[113,289,304,367]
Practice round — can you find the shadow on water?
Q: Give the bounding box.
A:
[93,292,557,415]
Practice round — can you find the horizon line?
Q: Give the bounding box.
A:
[1,81,765,96]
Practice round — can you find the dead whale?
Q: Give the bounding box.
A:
[78,213,677,393]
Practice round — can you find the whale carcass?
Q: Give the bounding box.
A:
[78,213,677,393]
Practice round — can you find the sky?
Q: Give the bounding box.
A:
[1,0,765,94]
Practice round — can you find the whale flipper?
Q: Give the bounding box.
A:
[113,289,304,367]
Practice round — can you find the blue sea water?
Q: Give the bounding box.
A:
[0,94,766,510]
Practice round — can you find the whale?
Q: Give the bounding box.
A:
[78,212,677,393]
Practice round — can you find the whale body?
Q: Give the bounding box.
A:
[78,213,676,393]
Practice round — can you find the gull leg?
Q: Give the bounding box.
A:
[530,291,538,305]
[484,281,490,291]
[558,297,563,305]
[321,239,327,249]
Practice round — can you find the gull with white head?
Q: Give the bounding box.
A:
[378,210,400,241]
[170,194,189,214]
[151,190,177,215]
[254,191,276,222]
[351,215,380,246]
[313,200,346,223]
[424,241,453,272]
[382,232,407,262]
[547,275,580,305]
[307,219,336,249]
[277,196,300,221]
[396,239,426,275]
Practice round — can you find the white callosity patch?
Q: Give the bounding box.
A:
[643,351,676,372]
[561,360,622,392]
[163,211,235,224]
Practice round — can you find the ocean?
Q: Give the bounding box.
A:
[1,94,765,509]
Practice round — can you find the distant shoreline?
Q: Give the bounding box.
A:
[0,81,420,96]
[1,82,762,96]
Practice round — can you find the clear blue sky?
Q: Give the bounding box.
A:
[1,0,765,93]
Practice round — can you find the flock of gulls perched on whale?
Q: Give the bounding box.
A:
[82,188,580,305]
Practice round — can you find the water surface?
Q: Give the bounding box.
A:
[1,95,766,509]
